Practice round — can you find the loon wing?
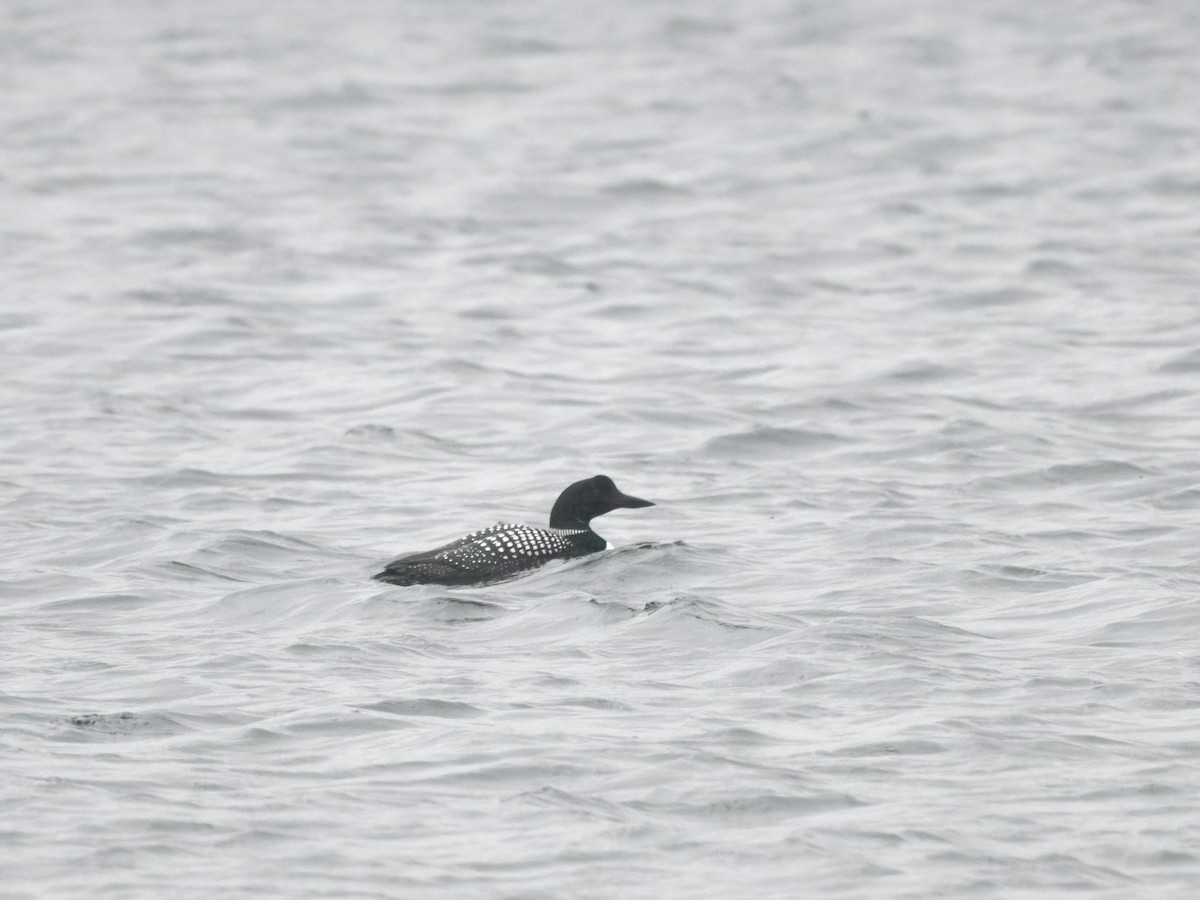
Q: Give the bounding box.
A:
[373,525,521,586]
[373,549,477,586]
[372,523,588,587]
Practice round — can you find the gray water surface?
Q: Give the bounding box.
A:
[4,0,1200,897]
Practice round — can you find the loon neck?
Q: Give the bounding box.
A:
[549,524,592,535]
[549,497,600,530]
[548,513,596,530]
[552,526,607,553]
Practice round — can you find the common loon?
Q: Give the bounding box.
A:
[373,475,654,586]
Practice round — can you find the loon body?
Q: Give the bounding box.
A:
[373,475,654,587]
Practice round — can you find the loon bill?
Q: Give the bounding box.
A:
[373,474,654,587]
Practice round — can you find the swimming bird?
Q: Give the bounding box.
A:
[373,475,654,586]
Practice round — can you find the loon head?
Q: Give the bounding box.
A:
[548,475,654,530]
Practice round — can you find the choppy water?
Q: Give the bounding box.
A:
[4,0,1200,897]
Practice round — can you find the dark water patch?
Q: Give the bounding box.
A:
[424,79,536,96]
[885,361,965,382]
[1024,257,1084,278]
[392,594,512,624]
[199,530,324,558]
[966,564,1096,594]
[600,178,692,198]
[214,406,302,422]
[0,312,38,331]
[1073,388,1193,417]
[593,300,658,320]
[701,656,834,689]
[406,759,593,787]
[1063,732,1139,750]
[1158,347,1200,374]
[284,632,447,662]
[481,34,563,56]
[23,163,154,194]
[233,726,290,748]
[133,225,259,254]
[1146,173,1200,196]
[623,593,786,640]
[163,560,251,583]
[1042,460,1152,484]
[129,467,229,489]
[209,579,347,623]
[662,15,736,38]
[1152,486,1200,509]
[932,287,1041,309]
[123,287,236,308]
[715,364,786,383]
[1082,601,1195,646]
[824,740,949,758]
[343,426,495,461]
[277,709,415,736]
[458,303,521,321]
[356,699,485,719]
[634,791,864,823]
[956,177,1046,199]
[43,593,152,611]
[556,696,634,712]
[702,425,849,459]
[268,81,387,110]
[517,786,629,823]
[58,710,191,742]
[970,459,1153,494]
[696,725,771,744]
[342,423,398,443]
[1076,782,1184,803]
